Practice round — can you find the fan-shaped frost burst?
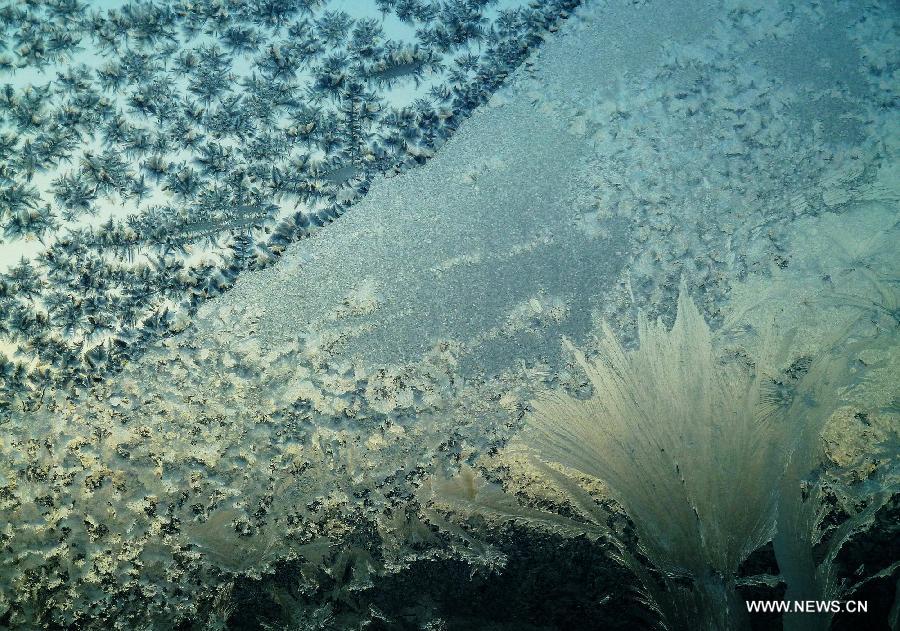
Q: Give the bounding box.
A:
[523,283,795,629]
[527,284,783,576]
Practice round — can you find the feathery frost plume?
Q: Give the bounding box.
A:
[524,282,788,629]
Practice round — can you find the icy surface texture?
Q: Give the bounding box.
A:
[0,0,580,403]
[0,0,898,628]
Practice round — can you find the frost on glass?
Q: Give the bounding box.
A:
[0,0,898,628]
[428,260,896,629]
[0,0,580,409]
